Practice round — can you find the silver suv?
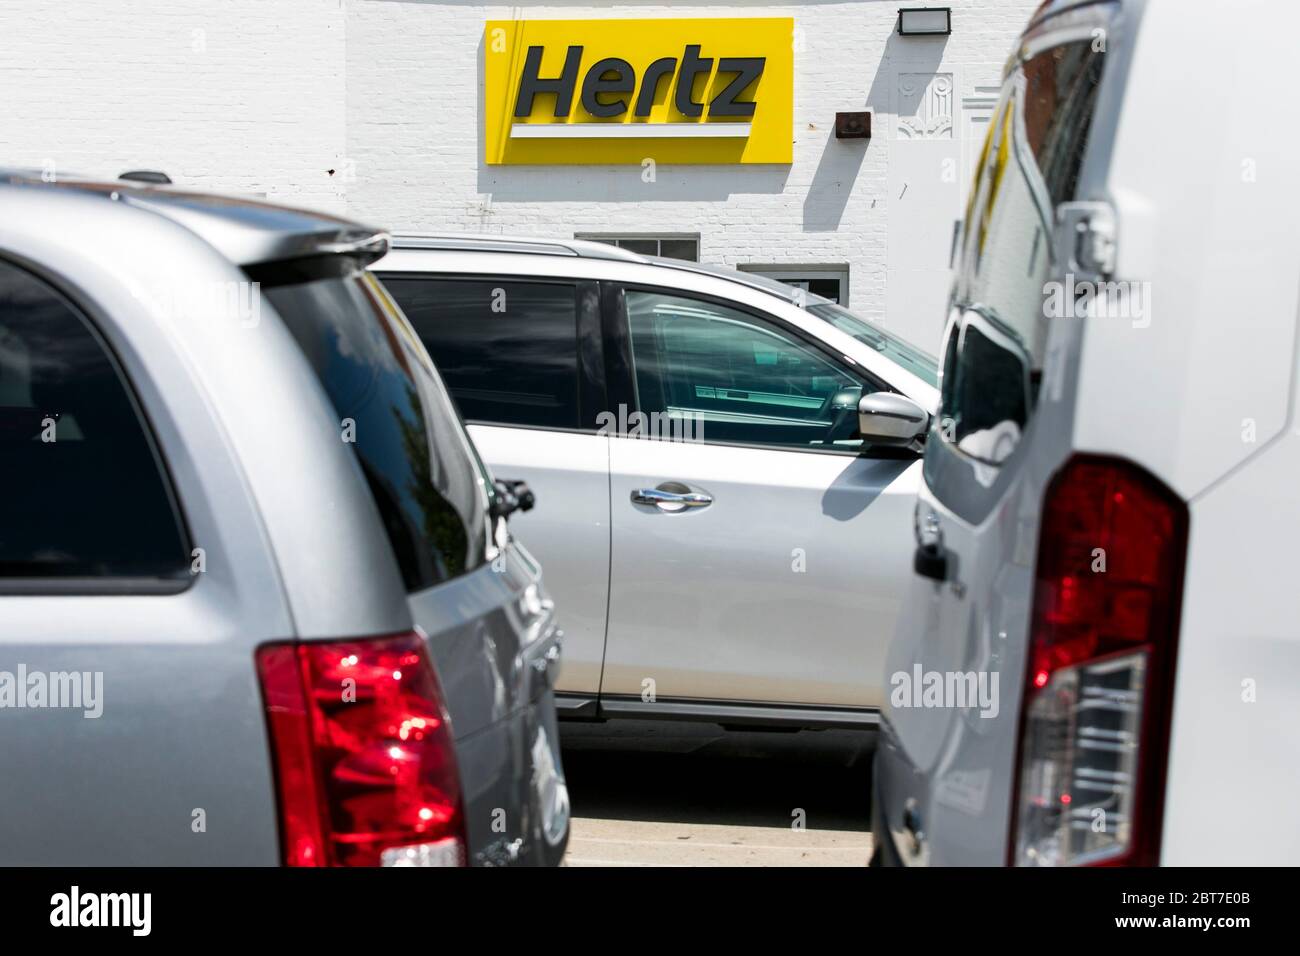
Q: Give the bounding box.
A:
[0,172,568,866]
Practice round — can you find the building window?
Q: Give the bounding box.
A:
[576,234,700,262]
[737,264,850,305]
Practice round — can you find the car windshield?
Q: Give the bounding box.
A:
[805,301,938,386]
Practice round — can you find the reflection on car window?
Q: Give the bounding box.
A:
[949,309,1030,463]
[626,290,874,452]
[1023,42,1106,208]
[806,301,939,387]
[941,40,1104,465]
[382,277,582,430]
[270,273,489,592]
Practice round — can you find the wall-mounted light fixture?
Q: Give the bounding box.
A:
[835,112,872,140]
[897,7,952,36]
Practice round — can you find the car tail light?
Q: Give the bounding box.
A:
[257,631,466,867]
[1012,456,1187,866]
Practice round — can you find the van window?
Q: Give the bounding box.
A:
[380,277,581,430]
[269,273,490,592]
[941,40,1104,465]
[0,258,190,583]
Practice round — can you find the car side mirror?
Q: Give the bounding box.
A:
[858,393,929,447]
[491,479,535,520]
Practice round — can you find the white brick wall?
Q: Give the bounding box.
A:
[0,0,349,210]
[0,0,1038,350]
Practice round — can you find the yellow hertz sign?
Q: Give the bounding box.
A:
[484,18,793,165]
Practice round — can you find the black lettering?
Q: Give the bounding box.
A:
[674,44,713,118]
[581,57,635,118]
[710,57,765,117]
[515,45,583,118]
[634,57,677,117]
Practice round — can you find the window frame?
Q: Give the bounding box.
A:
[604,280,907,459]
[374,271,607,435]
[0,252,195,596]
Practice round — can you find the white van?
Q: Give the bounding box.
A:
[873,0,1300,865]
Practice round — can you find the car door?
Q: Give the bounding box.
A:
[378,273,610,700]
[599,284,922,712]
[878,33,1110,865]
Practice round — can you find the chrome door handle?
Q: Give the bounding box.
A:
[631,485,713,511]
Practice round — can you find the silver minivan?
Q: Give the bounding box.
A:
[0,171,568,865]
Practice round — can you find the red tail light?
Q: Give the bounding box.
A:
[1011,456,1188,866]
[257,631,467,867]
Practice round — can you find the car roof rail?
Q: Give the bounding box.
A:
[390,232,648,262]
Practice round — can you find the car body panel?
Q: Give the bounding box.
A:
[410,537,570,866]
[603,435,919,708]
[466,424,610,697]
[1073,0,1300,504]
[1099,0,1300,865]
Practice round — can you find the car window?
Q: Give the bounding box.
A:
[625,289,876,452]
[268,272,490,592]
[380,277,581,430]
[805,301,939,387]
[0,258,190,582]
[941,39,1104,466]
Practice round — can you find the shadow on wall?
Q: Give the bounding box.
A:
[803,27,950,232]
[473,31,793,203]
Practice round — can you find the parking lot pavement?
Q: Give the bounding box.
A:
[558,719,875,867]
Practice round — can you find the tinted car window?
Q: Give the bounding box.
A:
[380,277,581,429]
[269,273,489,592]
[806,300,939,387]
[941,40,1103,465]
[0,258,189,581]
[626,289,874,452]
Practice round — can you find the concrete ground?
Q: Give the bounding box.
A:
[558,719,875,867]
